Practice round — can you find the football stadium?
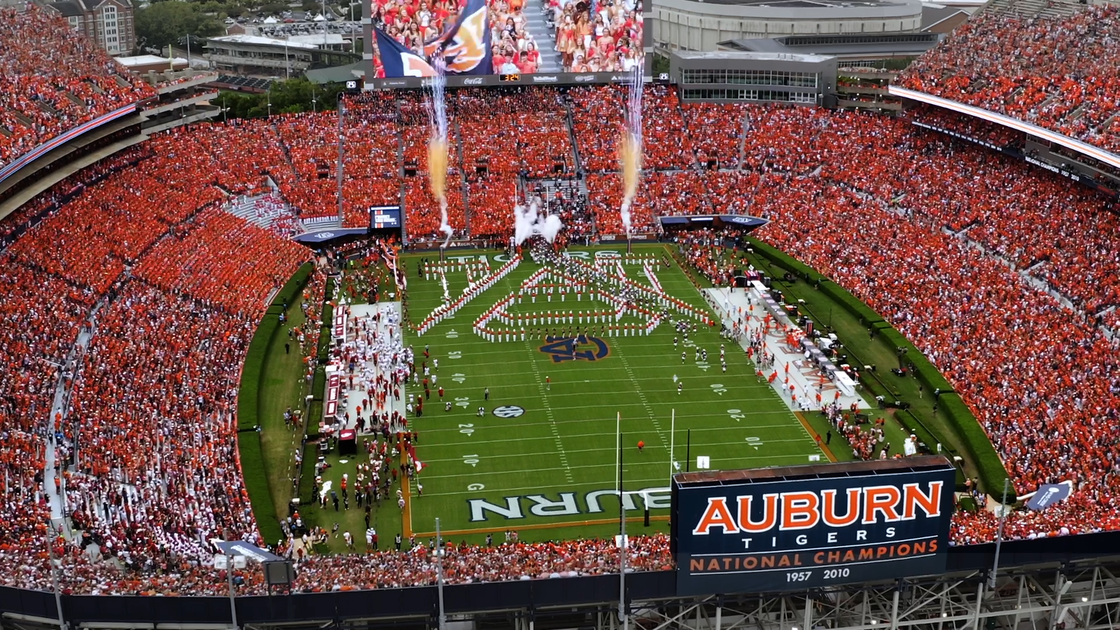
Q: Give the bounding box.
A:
[0,0,1119,629]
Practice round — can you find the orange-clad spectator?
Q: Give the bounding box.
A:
[896,5,1120,153]
[0,6,155,170]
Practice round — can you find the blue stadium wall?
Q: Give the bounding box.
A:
[2,533,1118,625]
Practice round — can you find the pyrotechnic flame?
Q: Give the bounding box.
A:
[618,65,644,238]
[426,56,452,247]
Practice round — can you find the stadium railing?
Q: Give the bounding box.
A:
[2,535,1119,625]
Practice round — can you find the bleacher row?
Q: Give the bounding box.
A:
[0,129,311,593]
[1,86,1119,592]
[171,86,706,240]
[897,3,1120,154]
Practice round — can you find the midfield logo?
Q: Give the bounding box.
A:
[538,335,610,362]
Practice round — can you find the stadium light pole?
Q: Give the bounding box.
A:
[988,478,1011,589]
[618,428,628,630]
[436,518,446,630]
[668,409,675,480]
[337,92,345,223]
[47,518,67,630]
[226,550,239,630]
[322,0,328,46]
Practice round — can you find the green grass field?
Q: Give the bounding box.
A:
[254,242,991,555]
[255,244,944,554]
[394,244,835,544]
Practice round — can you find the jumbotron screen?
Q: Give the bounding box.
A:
[369,0,644,77]
[671,456,956,594]
[370,205,402,230]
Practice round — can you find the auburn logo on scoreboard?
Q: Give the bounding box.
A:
[671,457,957,595]
[691,481,945,536]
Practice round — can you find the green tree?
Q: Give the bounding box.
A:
[269,77,315,111]
[215,91,262,119]
[135,1,224,51]
[214,80,349,121]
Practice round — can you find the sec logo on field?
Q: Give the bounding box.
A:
[492,405,525,418]
[539,335,610,363]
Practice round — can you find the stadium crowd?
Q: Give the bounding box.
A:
[0,6,154,169]
[0,107,311,593]
[64,283,259,568]
[548,0,643,71]
[1,532,672,595]
[134,207,308,318]
[2,72,1120,594]
[896,4,1120,153]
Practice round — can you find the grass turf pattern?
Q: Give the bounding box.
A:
[400,244,829,542]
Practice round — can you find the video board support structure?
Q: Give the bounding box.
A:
[989,477,1012,589]
[622,565,1120,630]
[216,564,1120,630]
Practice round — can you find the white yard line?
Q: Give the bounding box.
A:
[521,336,574,484]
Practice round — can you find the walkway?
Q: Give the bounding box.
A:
[705,286,867,412]
[336,301,408,433]
[43,315,98,534]
[525,2,562,72]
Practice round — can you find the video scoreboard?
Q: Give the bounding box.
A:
[671,457,956,594]
[370,205,402,230]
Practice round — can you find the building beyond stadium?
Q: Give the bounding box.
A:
[650,0,923,52]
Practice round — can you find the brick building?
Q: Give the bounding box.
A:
[36,0,135,55]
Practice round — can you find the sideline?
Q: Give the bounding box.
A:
[402,450,414,538]
[793,411,838,463]
[413,515,670,538]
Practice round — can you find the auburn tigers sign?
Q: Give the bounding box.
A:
[671,457,956,595]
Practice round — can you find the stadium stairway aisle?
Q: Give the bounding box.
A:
[44,317,97,529]
[526,3,562,73]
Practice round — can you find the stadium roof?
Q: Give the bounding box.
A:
[920,5,971,31]
[288,33,347,46]
[693,0,911,7]
[719,33,939,57]
[116,54,187,67]
[207,34,320,50]
[305,61,364,84]
[672,50,834,63]
[47,0,82,17]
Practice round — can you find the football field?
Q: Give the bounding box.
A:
[400,244,832,542]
